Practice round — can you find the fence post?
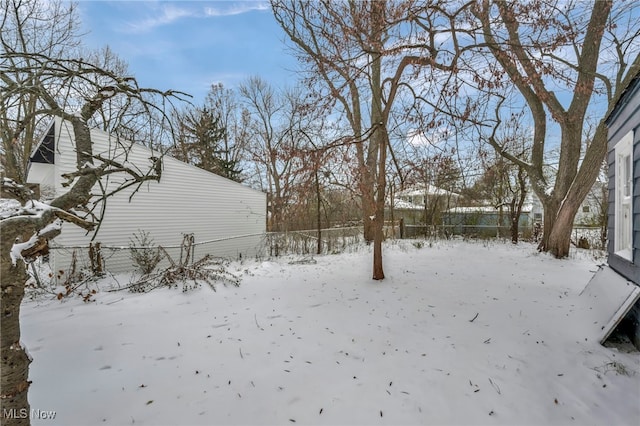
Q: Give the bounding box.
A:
[89,242,104,275]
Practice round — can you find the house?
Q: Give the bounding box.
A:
[389,184,461,225]
[587,69,640,349]
[606,71,640,283]
[525,190,603,227]
[441,200,540,239]
[574,181,608,226]
[27,117,266,275]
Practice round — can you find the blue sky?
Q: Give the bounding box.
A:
[78,1,300,103]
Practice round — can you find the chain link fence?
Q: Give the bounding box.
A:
[46,232,266,277]
[402,224,529,240]
[401,223,605,249]
[44,227,368,277]
[263,226,364,257]
[41,223,606,280]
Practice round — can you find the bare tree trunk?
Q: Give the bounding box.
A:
[547,205,578,258]
[538,122,608,256]
[360,144,376,243]
[1,224,33,426]
[510,166,527,244]
[599,179,608,250]
[315,166,322,255]
[372,130,387,279]
[538,197,556,251]
[510,214,518,243]
[371,0,385,280]
[362,193,376,243]
[372,137,386,279]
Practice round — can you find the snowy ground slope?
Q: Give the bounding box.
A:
[21,240,640,426]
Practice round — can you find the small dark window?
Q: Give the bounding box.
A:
[30,123,55,164]
[582,205,590,213]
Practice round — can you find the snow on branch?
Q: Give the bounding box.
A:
[1,177,36,203]
[10,219,62,265]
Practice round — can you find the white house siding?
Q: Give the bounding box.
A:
[28,118,266,274]
[25,162,55,196]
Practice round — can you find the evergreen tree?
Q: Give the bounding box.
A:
[174,107,242,180]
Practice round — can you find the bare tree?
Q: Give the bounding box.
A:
[205,83,249,182]
[473,149,529,242]
[403,152,462,230]
[272,0,469,279]
[239,76,309,232]
[471,0,640,257]
[0,0,81,183]
[0,5,187,423]
[83,45,160,143]
[477,110,531,243]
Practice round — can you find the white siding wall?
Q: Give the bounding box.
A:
[31,118,266,274]
[25,163,56,197]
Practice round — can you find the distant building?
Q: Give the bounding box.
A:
[442,197,540,239]
[388,184,461,226]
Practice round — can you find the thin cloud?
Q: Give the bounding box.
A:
[120,2,269,34]
[121,4,196,33]
[204,2,270,17]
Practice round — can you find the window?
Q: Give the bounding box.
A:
[582,205,590,213]
[615,132,633,260]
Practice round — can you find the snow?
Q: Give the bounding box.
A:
[445,205,534,214]
[8,203,61,265]
[0,198,21,219]
[392,198,422,210]
[21,200,50,215]
[397,185,460,198]
[11,233,41,265]
[21,240,640,425]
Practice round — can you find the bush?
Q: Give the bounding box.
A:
[127,234,240,293]
[129,230,162,275]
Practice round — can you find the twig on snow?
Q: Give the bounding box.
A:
[254,314,263,330]
[489,377,501,394]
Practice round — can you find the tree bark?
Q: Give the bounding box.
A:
[315,165,322,255]
[510,165,527,244]
[1,223,33,426]
[0,118,98,425]
[372,128,386,280]
[370,0,386,280]
[546,203,577,258]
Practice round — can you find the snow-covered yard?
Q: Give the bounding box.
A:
[21,240,640,425]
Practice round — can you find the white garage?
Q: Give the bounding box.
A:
[27,117,266,275]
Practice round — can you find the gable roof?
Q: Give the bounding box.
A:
[397,184,460,198]
[30,121,56,164]
[605,68,640,126]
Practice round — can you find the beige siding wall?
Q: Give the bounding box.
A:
[35,118,266,274]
